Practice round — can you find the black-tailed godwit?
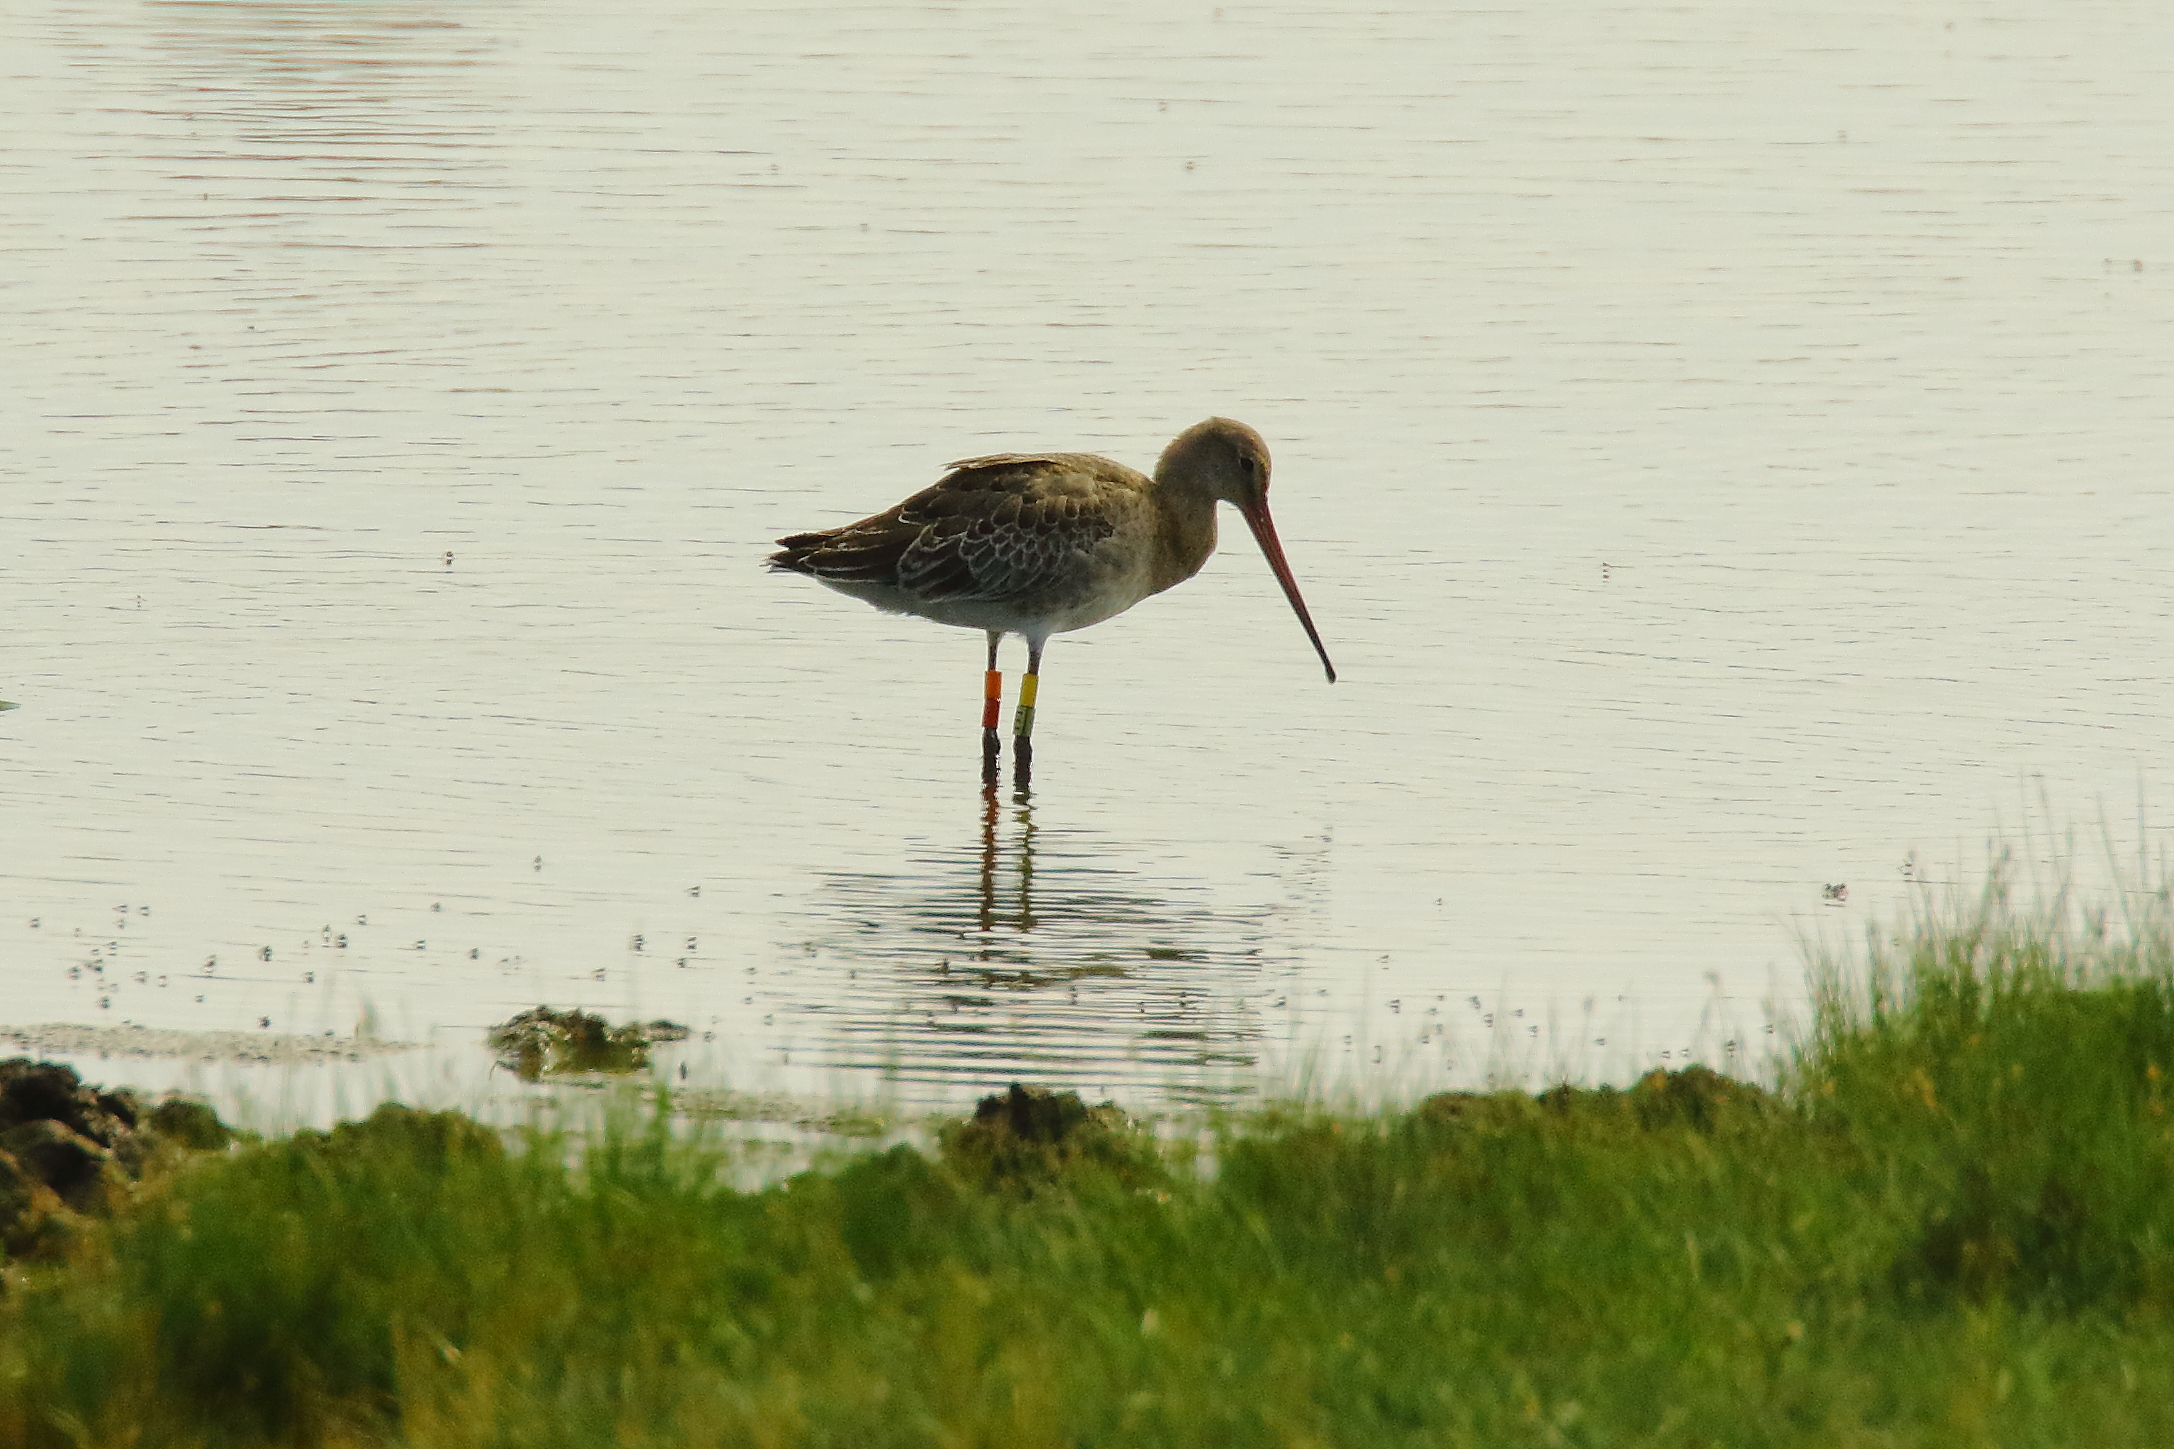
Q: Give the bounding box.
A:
[768,417,1336,771]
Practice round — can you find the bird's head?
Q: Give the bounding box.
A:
[1156,416,1274,512]
[1156,417,1335,684]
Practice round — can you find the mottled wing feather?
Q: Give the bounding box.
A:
[940,451,1088,473]
[772,454,1132,606]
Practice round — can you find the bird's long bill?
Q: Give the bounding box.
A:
[1239,503,1338,684]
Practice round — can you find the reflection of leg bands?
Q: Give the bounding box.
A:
[982,671,1002,731]
[1013,673,1039,739]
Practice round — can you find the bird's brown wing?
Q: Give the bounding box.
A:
[771,454,1130,605]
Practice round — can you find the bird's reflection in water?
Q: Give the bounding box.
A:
[980,753,1036,932]
[788,768,1299,1103]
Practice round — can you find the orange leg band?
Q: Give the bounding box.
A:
[982,670,1002,730]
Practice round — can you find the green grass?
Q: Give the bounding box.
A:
[9,862,2174,1446]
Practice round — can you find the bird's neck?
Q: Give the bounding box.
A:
[1150,481,1220,594]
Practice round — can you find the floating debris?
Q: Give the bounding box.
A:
[487,1007,689,1082]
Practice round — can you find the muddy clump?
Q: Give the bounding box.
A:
[487,1006,690,1081]
[289,1101,505,1171]
[940,1082,1164,1193]
[0,1058,236,1262]
[1623,1063,1778,1132]
[1414,1090,1549,1132]
[1420,1065,1779,1138]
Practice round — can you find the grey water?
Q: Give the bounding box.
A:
[4,0,2171,1120]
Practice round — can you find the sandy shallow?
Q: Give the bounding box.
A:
[1,1022,419,1066]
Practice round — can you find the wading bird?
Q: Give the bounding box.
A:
[768,417,1336,775]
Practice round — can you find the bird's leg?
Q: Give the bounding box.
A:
[1012,639,1043,741]
[1011,637,1043,776]
[981,632,1003,784]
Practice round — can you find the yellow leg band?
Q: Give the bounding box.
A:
[1013,673,1040,739]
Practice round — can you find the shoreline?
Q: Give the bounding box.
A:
[0,1022,418,1067]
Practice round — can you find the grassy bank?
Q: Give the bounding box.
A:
[8,867,2174,1446]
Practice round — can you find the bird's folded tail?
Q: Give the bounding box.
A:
[766,531,831,575]
[768,524,919,585]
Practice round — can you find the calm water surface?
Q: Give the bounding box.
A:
[4,0,2170,1119]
